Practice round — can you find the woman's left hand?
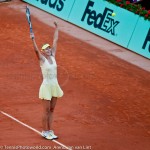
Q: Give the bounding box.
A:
[54,21,58,28]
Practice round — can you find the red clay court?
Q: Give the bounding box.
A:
[0,0,150,150]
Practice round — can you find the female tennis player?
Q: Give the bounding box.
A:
[30,22,63,140]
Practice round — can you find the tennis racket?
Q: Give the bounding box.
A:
[26,6,33,34]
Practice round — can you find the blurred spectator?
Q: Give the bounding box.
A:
[130,0,150,10]
[130,0,141,3]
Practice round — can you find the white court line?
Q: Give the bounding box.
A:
[0,111,72,150]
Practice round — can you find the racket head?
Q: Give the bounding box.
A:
[26,6,31,23]
[26,6,33,33]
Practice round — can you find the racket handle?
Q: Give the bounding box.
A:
[30,28,33,34]
[30,32,35,40]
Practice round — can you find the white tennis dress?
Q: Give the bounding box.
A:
[39,56,63,100]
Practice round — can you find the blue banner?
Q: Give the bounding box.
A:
[23,0,75,21]
[22,0,150,59]
[128,17,150,59]
[68,0,139,47]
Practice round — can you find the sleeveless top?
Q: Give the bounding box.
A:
[39,56,63,100]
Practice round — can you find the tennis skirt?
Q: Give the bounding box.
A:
[39,81,63,100]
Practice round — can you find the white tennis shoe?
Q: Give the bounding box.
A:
[49,130,58,139]
[41,130,58,140]
[41,131,53,140]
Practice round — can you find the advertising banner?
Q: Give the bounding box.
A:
[23,0,75,20]
[128,18,150,59]
[23,0,150,58]
[68,0,139,47]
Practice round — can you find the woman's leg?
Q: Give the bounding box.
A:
[42,100,50,131]
[48,97,57,130]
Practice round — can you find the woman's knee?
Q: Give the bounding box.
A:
[50,97,57,112]
[44,106,55,114]
[42,100,50,114]
[43,107,50,115]
[50,107,55,112]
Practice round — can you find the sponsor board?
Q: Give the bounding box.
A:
[128,17,150,59]
[68,0,139,47]
[23,0,75,20]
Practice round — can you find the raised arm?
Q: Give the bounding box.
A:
[51,22,59,57]
[30,33,45,62]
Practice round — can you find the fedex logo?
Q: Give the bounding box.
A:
[81,0,119,35]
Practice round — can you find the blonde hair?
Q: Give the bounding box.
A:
[41,44,51,50]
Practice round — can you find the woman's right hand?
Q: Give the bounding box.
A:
[54,21,58,28]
